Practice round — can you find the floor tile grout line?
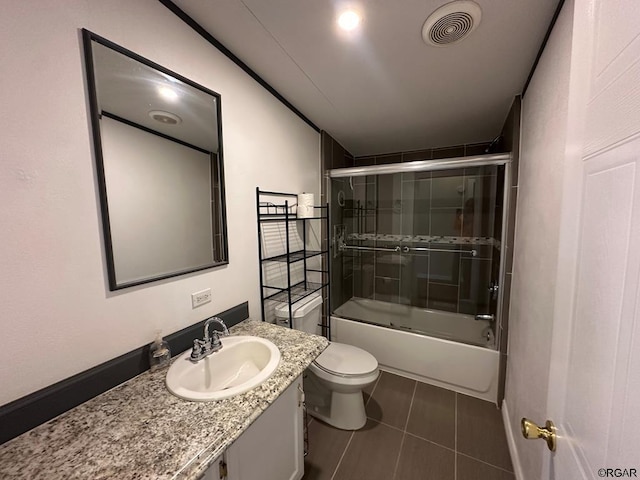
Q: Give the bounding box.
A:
[365,415,413,437]
[367,417,456,456]
[364,415,457,454]
[391,382,416,480]
[404,431,456,453]
[329,430,355,480]
[456,451,516,475]
[403,381,418,432]
[454,392,458,480]
[364,373,381,407]
[365,416,404,433]
[391,432,406,480]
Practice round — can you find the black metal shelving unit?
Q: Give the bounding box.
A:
[256,188,331,339]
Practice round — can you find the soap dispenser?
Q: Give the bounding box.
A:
[149,331,171,372]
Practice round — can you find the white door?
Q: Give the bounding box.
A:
[541,0,640,477]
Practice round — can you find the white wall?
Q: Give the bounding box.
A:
[504,2,574,478]
[0,1,320,406]
[101,117,214,284]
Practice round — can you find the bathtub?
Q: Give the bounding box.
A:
[332,298,500,403]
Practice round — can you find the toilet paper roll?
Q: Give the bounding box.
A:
[297,193,315,218]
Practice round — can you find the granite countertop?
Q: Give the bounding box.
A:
[0,320,329,479]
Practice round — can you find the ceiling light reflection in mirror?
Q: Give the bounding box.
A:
[92,41,219,153]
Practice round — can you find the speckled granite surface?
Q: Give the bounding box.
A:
[0,320,328,480]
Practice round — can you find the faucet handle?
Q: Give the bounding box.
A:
[210,331,222,350]
[190,339,206,360]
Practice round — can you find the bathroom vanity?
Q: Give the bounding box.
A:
[0,321,327,479]
[201,375,304,480]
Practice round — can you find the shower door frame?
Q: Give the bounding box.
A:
[326,152,512,350]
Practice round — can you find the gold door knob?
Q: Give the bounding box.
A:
[521,418,556,452]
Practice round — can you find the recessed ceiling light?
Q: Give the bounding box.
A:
[337,10,361,31]
[158,86,178,101]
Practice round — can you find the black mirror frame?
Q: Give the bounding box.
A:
[82,28,229,290]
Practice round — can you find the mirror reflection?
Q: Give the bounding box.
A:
[83,30,228,290]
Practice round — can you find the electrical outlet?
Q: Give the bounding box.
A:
[191,288,212,308]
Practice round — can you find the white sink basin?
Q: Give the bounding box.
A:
[166,336,281,401]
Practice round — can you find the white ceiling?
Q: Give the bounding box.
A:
[170,0,558,156]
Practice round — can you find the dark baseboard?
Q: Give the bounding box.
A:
[0,302,249,446]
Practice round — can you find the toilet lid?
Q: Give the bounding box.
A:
[313,342,378,376]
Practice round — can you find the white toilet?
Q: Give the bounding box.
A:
[275,293,379,430]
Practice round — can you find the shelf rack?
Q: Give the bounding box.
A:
[256,188,331,339]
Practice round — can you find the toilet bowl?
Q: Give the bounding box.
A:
[305,342,378,430]
[275,293,379,430]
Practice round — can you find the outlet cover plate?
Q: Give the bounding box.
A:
[191,288,212,308]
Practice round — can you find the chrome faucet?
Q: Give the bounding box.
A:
[190,317,230,362]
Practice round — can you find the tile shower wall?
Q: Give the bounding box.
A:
[321,132,355,313]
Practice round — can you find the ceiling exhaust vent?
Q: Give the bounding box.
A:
[148,110,182,125]
[422,0,482,46]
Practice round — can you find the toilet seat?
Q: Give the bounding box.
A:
[310,342,378,385]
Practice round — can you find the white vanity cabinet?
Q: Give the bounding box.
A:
[201,375,305,480]
[199,455,225,480]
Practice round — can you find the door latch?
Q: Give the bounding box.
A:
[521,418,556,452]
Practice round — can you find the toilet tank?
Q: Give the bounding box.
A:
[274,292,323,335]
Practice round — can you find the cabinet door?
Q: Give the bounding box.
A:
[226,375,304,480]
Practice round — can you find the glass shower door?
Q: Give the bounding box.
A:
[402,167,500,314]
[331,162,504,347]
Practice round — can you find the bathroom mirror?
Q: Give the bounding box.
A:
[82,29,228,290]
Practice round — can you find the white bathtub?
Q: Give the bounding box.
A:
[334,297,495,347]
[332,298,499,403]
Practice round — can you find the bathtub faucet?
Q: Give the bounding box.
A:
[475,314,495,323]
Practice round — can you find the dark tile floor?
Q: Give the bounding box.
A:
[303,371,514,480]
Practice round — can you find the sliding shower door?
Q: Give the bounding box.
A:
[330,157,507,347]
